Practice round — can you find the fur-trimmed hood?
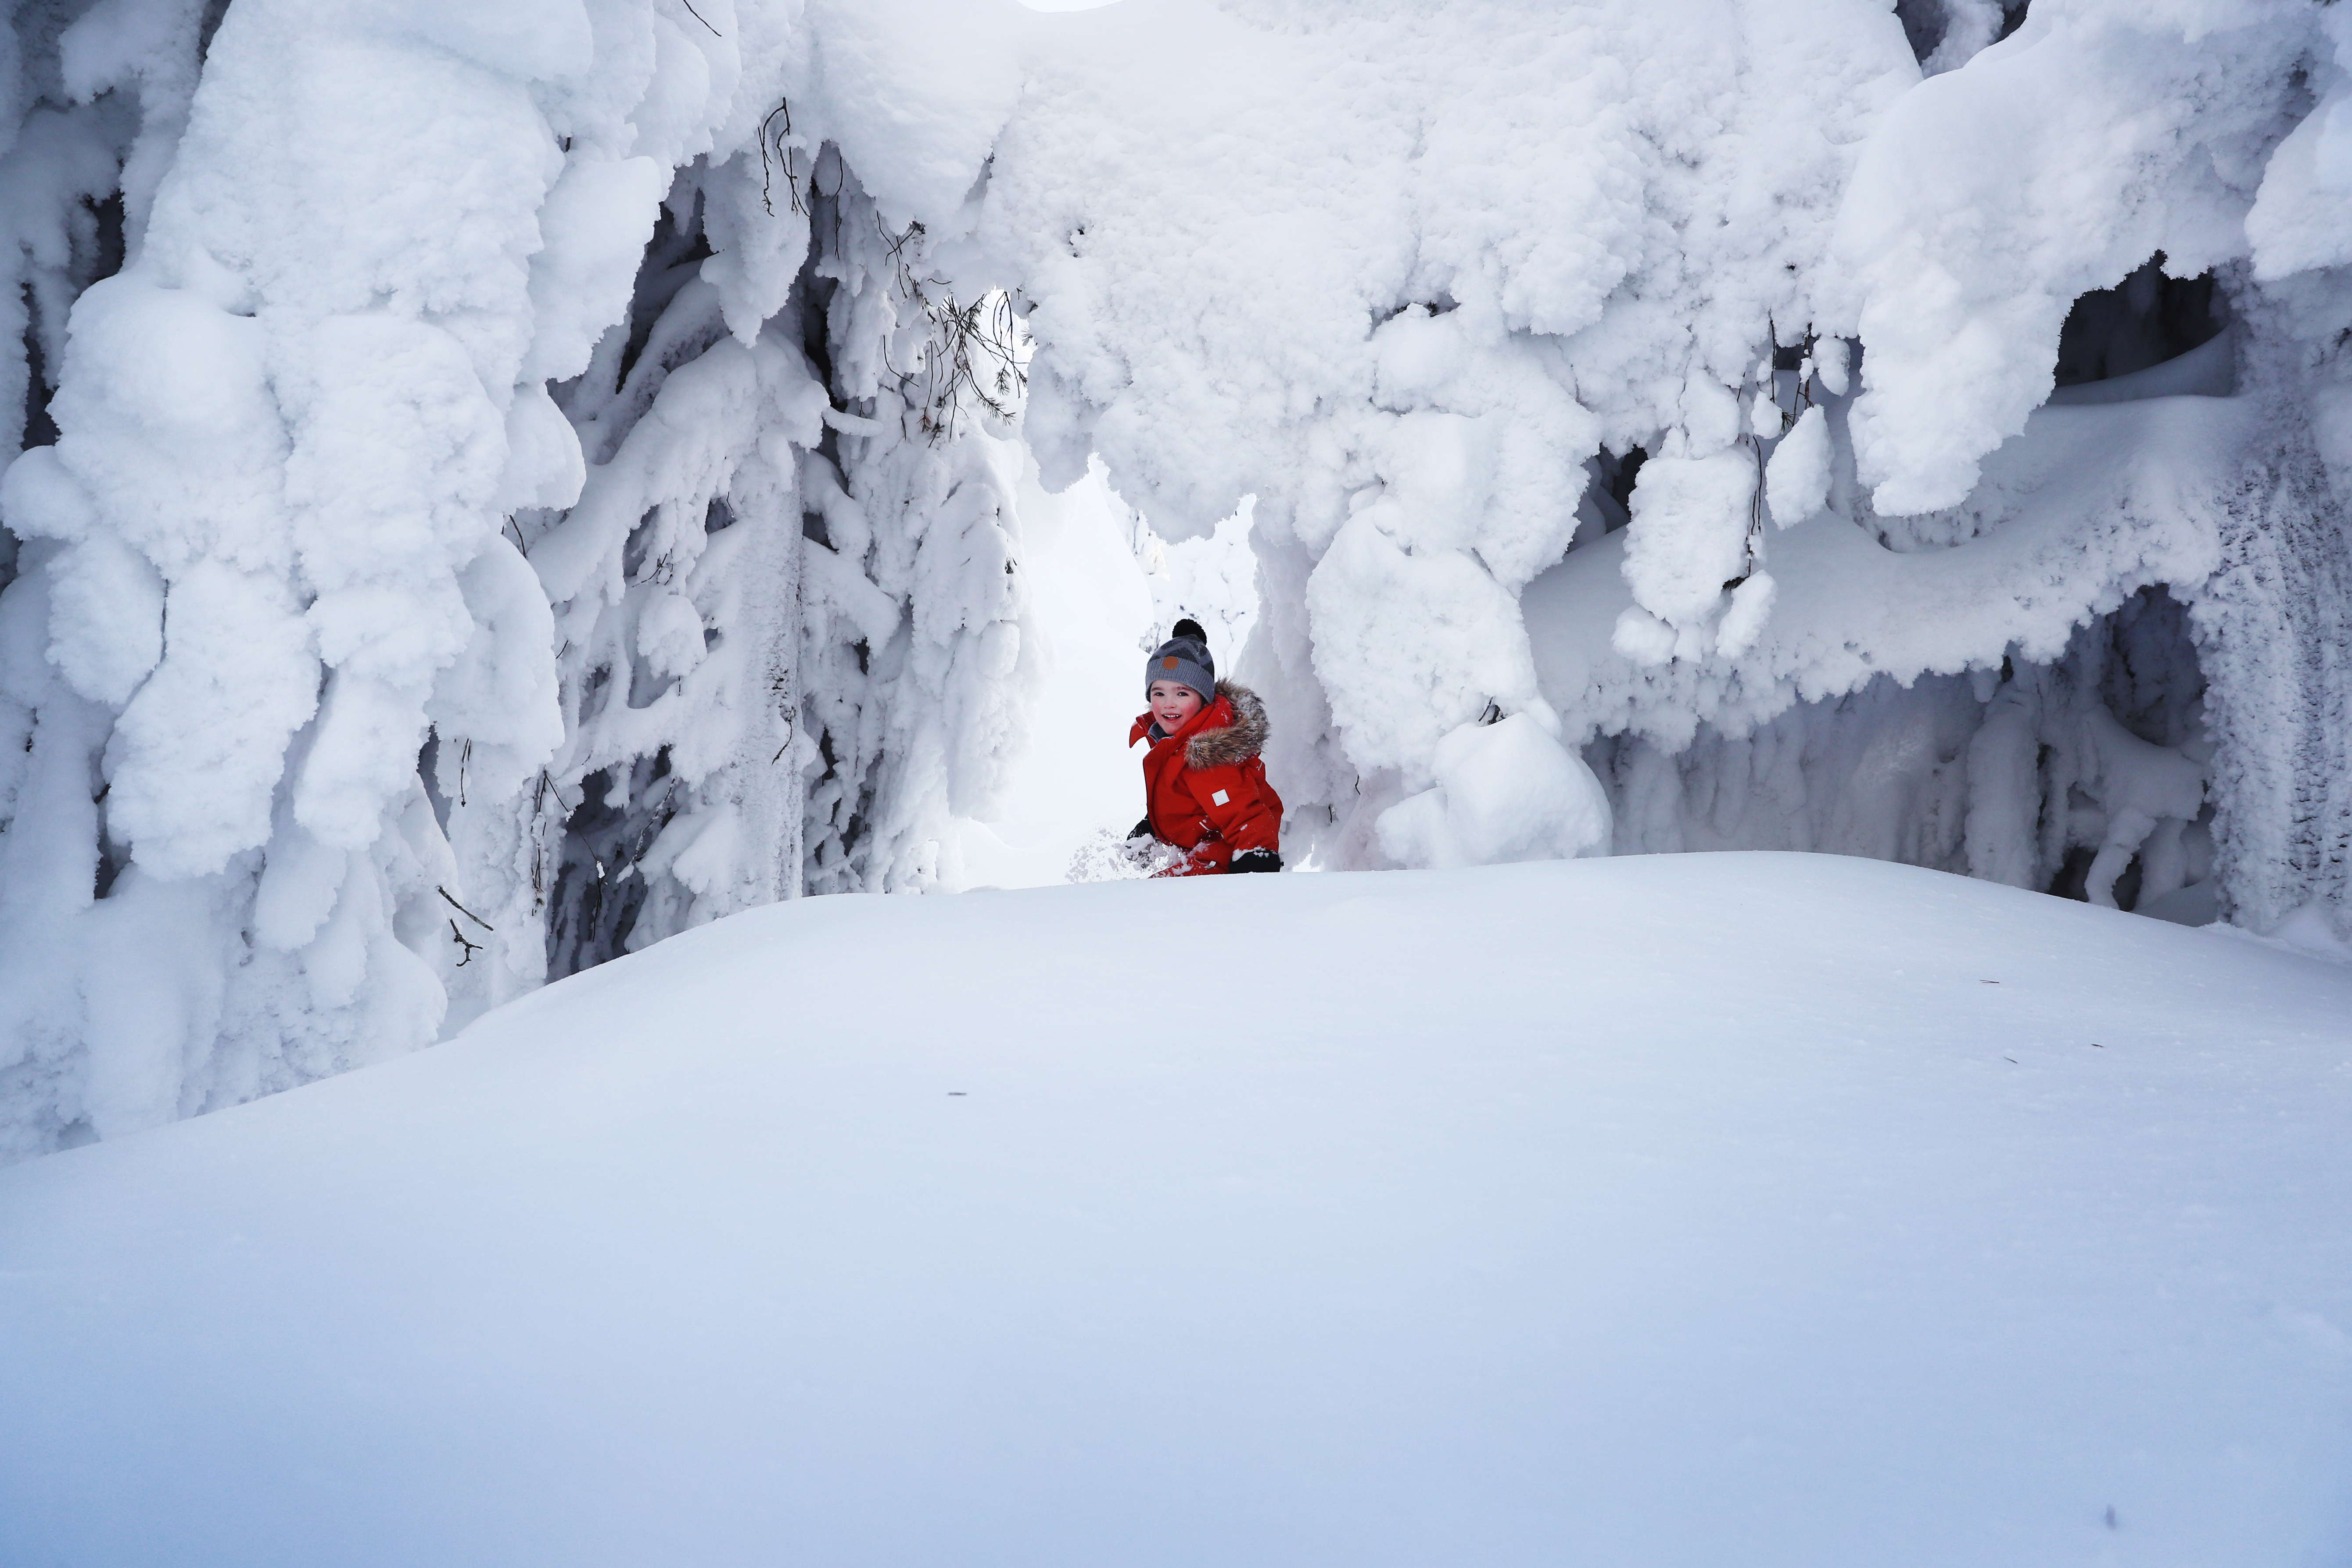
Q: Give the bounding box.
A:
[1185,680,1269,769]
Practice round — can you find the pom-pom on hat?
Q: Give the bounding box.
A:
[1144,618,1215,705]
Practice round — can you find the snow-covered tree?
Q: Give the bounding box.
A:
[5,0,2352,1160]
[0,0,1037,1158]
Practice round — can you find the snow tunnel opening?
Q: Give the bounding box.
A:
[2053,255,2226,389]
[952,448,1263,890]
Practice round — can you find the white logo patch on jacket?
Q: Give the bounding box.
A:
[1211,789,1229,806]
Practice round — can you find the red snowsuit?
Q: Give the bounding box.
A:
[1130,681,1284,875]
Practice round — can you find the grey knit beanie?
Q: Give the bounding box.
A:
[1144,619,1215,705]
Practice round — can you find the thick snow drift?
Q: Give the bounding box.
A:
[4,854,2348,1567]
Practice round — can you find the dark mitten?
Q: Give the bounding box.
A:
[1228,849,1282,874]
[1128,817,1156,843]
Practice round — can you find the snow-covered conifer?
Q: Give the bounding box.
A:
[9,0,2352,1159]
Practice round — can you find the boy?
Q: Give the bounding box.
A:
[1128,620,1283,874]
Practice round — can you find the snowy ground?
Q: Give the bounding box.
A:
[4,853,2350,1567]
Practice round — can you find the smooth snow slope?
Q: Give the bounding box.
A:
[3,855,2349,1568]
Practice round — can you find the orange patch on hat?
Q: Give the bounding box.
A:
[1161,656,1179,669]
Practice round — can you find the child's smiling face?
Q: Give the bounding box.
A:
[1149,680,1205,732]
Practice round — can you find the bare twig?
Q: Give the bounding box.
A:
[437,886,496,932]
[758,99,806,218]
[1739,431,1768,575]
[533,768,576,817]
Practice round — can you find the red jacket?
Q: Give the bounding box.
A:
[1129,681,1283,875]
